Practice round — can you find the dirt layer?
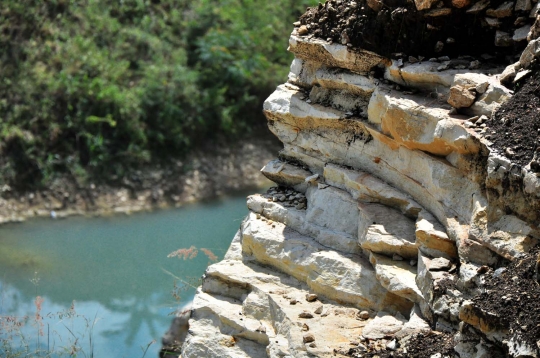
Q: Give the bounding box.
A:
[487,67,540,169]
[347,332,456,358]
[471,246,540,352]
[299,0,524,59]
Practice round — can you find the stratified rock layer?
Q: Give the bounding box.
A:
[177,11,540,358]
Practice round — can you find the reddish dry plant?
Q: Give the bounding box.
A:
[168,246,198,260]
[168,246,219,262]
[34,295,44,336]
[200,248,218,262]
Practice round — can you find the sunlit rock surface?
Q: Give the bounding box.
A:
[177,25,540,358]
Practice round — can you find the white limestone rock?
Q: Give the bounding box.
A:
[247,190,361,254]
[384,61,499,94]
[323,164,422,217]
[264,84,483,235]
[415,211,457,260]
[261,159,312,192]
[369,252,424,303]
[362,311,407,339]
[359,203,418,259]
[368,86,482,156]
[288,58,318,88]
[451,73,512,118]
[396,304,432,338]
[469,194,539,260]
[288,32,388,74]
[314,67,377,97]
[241,212,412,313]
[520,38,540,68]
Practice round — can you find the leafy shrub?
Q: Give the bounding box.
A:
[0,0,316,189]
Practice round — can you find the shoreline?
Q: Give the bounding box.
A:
[0,135,280,225]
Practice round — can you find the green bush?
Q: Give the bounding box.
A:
[0,0,316,189]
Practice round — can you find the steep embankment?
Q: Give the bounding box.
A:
[171,1,540,357]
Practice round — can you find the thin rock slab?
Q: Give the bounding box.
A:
[361,311,407,340]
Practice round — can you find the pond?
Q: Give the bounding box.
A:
[0,193,251,357]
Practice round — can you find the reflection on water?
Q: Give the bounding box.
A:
[0,194,249,357]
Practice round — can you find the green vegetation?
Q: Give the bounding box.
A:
[0,0,315,189]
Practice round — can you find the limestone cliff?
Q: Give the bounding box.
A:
[172,2,540,357]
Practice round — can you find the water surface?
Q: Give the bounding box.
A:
[0,194,250,357]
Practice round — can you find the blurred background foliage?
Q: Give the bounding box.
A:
[0,0,316,189]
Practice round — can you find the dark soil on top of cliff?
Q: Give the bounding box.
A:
[347,332,456,358]
[487,68,540,169]
[472,246,540,350]
[299,0,526,60]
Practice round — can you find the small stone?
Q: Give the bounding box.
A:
[387,339,398,351]
[308,342,316,348]
[506,147,516,157]
[435,41,444,53]
[446,37,456,44]
[290,298,297,305]
[356,343,368,352]
[293,21,301,27]
[515,0,532,11]
[515,69,532,82]
[409,56,419,63]
[495,31,512,47]
[256,325,267,333]
[358,311,370,320]
[299,311,314,319]
[469,60,481,69]
[298,25,308,36]
[425,8,452,16]
[485,17,501,27]
[448,85,476,108]
[514,25,532,42]
[476,81,489,94]
[429,257,452,271]
[303,333,315,343]
[302,323,310,331]
[438,56,450,61]
[306,293,318,302]
[392,253,404,261]
[452,0,470,8]
[467,0,490,14]
[486,1,514,17]
[515,17,527,26]
[367,0,383,11]
[314,305,324,314]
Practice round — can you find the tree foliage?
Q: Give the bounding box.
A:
[0,0,315,189]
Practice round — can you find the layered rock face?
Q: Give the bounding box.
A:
[175,8,540,358]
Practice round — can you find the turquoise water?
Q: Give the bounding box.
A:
[0,194,250,357]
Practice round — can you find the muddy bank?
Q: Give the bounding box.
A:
[0,134,280,224]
